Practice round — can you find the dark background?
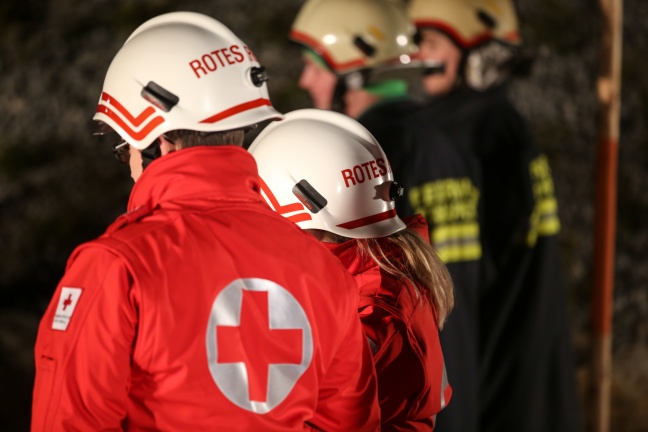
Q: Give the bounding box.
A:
[0,0,646,431]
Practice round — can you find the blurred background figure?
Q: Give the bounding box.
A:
[289,7,483,431]
[408,0,582,431]
[249,108,454,430]
[290,0,420,117]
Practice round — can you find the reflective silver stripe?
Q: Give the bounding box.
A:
[206,278,313,414]
[440,360,449,409]
[366,336,379,355]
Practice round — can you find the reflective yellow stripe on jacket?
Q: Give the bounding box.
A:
[527,155,561,246]
[409,178,481,263]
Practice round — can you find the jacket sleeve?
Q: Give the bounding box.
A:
[308,275,381,432]
[361,302,450,430]
[31,245,138,432]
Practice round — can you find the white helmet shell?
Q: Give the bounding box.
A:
[408,0,521,49]
[94,12,283,149]
[248,109,406,239]
[290,0,420,75]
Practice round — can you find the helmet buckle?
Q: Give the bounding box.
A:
[251,66,269,87]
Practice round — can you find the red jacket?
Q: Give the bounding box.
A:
[324,215,451,431]
[32,146,380,432]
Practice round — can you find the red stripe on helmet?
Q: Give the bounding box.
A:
[199,98,273,124]
[96,105,165,140]
[100,92,157,127]
[259,178,307,215]
[337,209,397,230]
[287,213,313,223]
[290,30,366,72]
[414,20,492,49]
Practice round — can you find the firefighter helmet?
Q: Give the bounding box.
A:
[409,0,524,90]
[408,0,521,49]
[290,0,419,77]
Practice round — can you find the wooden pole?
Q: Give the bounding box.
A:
[591,0,622,430]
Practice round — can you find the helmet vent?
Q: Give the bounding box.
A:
[353,36,376,57]
[251,66,269,87]
[477,10,497,29]
[141,81,179,112]
[292,180,327,214]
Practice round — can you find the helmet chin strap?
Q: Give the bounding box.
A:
[332,70,370,113]
[331,78,347,113]
[141,138,162,169]
[423,63,446,76]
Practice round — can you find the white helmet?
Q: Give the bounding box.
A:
[248,109,406,239]
[408,0,521,49]
[94,11,283,150]
[290,0,438,85]
[409,0,526,90]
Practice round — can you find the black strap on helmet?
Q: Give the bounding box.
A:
[332,69,371,113]
[141,82,179,112]
[141,138,162,169]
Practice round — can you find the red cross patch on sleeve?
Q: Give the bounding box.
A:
[52,287,83,331]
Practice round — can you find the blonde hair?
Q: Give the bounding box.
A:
[357,228,455,328]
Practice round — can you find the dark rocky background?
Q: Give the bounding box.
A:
[0,0,646,430]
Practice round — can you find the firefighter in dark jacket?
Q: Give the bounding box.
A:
[408,1,583,431]
[289,3,484,430]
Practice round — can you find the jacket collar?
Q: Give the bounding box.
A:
[323,239,374,276]
[127,145,261,212]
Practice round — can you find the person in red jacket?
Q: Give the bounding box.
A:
[248,108,455,431]
[31,12,380,432]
